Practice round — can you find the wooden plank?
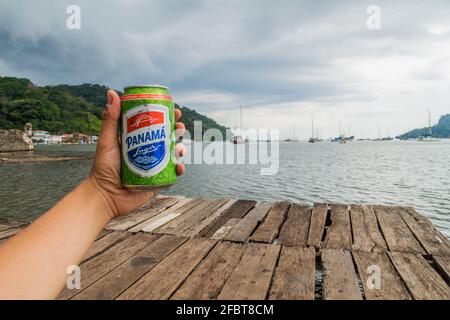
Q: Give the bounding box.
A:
[106,197,181,230]
[222,204,272,242]
[322,249,362,300]
[433,255,450,283]
[218,243,280,300]
[176,199,232,237]
[171,242,245,299]
[0,226,23,240]
[58,233,159,299]
[210,218,240,240]
[352,251,410,300]
[95,228,113,241]
[374,206,425,254]
[199,200,257,238]
[185,199,237,237]
[0,223,13,232]
[389,252,450,300]
[0,221,26,232]
[155,199,215,235]
[269,246,315,300]
[350,205,388,253]
[82,231,130,262]
[104,196,167,225]
[137,195,185,211]
[129,198,194,232]
[403,207,450,247]
[307,203,328,249]
[249,202,290,243]
[72,235,187,300]
[323,204,352,250]
[278,204,311,247]
[117,238,216,300]
[396,207,450,256]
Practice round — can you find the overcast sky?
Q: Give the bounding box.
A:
[1,0,450,139]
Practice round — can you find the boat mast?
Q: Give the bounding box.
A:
[240,106,243,131]
[428,108,432,136]
[311,114,314,139]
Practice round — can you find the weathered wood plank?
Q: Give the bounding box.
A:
[186,199,236,237]
[103,196,167,225]
[0,221,27,232]
[323,204,352,250]
[117,238,216,300]
[322,249,362,300]
[396,207,450,256]
[176,199,232,237]
[249,202,290,243]
[269,246,315,300]
[210,218,241,240]
[222,204,272,242]
[307,203,328,249]
[0,226,23,240]
[374,206,425,254]
[351,205,388,253]
[58,233,159,299]
[199,200,257,238]
[82,231,130,262]
[95,228,114,241]
[129,198,194,232]
[106,197,182,230]
[433,255,450,283]
[155,199,215,235]
[171,242,245,300]
[218,243,280,300]
[73,235,187,300]
[389,252,450,300]
[278,204,311,247]
[403,207,450,247]
[352,251,410,300]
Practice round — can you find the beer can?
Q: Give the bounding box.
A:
[120,85,177,190]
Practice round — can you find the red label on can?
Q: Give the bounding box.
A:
[127,111,164,133]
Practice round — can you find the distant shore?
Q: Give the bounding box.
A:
[0,151,93,163]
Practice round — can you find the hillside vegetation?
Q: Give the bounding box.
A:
[0,76,228,139]
[397,114,450,139]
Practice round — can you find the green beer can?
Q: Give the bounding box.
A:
[120,85,177,190]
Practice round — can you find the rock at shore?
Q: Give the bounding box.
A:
[0,123,34,152]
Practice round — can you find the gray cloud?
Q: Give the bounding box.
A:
[1,0,450,138]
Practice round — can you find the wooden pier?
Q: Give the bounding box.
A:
[1,195,450,300]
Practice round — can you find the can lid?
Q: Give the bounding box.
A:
[124,84,169,90]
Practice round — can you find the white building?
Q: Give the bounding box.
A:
[48,135,63,144]
[32,130,50,144]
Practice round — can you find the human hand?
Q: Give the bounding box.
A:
[87,90,185,219]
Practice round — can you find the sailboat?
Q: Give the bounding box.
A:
[232,106,245,144]
[331,120,347,143]
[417,109,441,142]
[285,124,298,142]
[309,115,320,143]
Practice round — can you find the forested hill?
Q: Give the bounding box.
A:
[397,114,450,139]
[0,76,228,139]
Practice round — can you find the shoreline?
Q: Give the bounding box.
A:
[0,151,93,163]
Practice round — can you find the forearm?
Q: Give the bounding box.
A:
[0,179,112,299]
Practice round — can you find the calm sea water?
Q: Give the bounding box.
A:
[0,140,449,237]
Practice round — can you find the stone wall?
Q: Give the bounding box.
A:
[0,128,34,152]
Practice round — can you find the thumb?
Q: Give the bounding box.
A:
[98,90,121,148]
